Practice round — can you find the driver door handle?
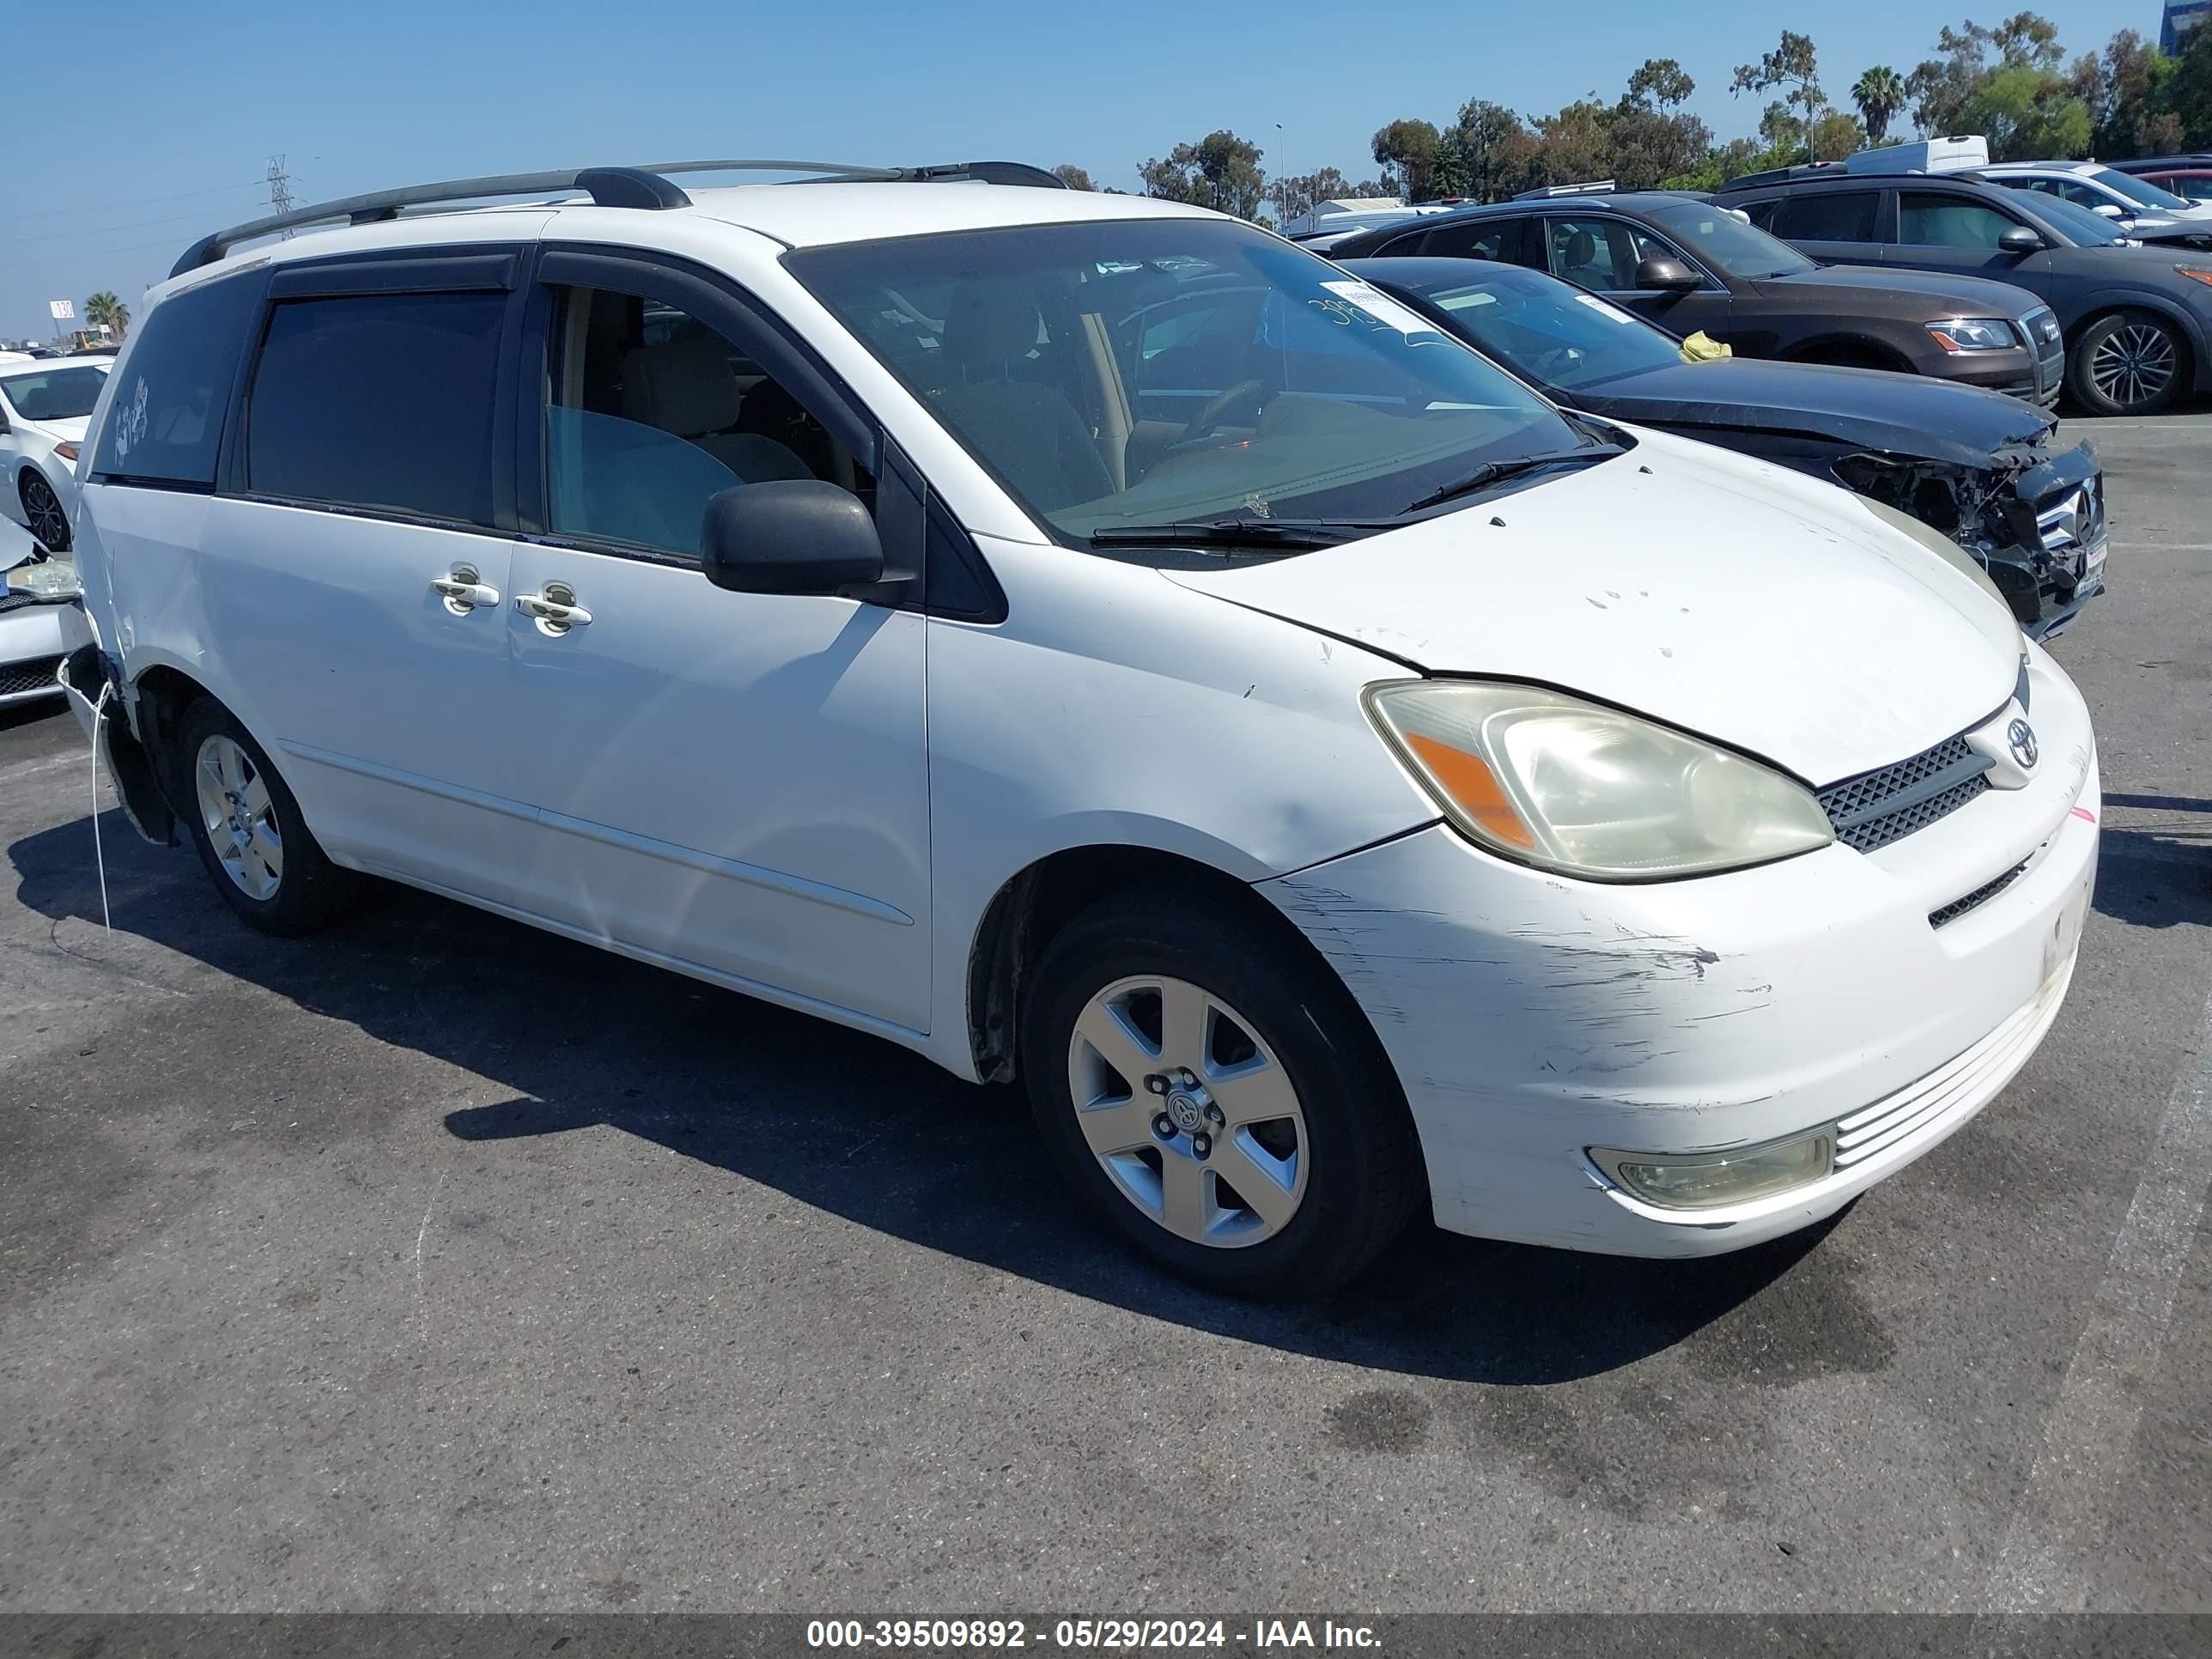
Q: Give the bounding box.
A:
[515,589,592,632]
[430,568,501,612]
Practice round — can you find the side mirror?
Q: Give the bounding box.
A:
[1632,256,1701,293]
[2091,203,2124,218]
[1997,225,2045,254]
[700,480,884,596]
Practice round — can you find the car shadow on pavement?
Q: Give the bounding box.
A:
[2094,826,2212,929]
[11,809,1844,1386]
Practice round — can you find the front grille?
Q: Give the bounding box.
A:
[2037,477,2106,562]
[0,654,62,697]
[2022,307,2064,401]
[0,592,43,617]
[1817,733,1994,854]
[1929,861,2027,927]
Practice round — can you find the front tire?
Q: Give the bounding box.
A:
[1021,886,1423,1298]
[20,470,68,551]
[175,697,356,934]
[2068,311,2185,416]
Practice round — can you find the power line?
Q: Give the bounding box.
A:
[0,179,266,223]
[0,235,191,274]
[8,207,248,248]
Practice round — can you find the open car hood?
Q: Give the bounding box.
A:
[1160,428,2021,787]
[1569,358,2055,468]
[0,519,35,571]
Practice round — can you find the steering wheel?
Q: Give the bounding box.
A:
[1171,379,1273,448]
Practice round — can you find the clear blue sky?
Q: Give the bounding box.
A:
[0,0,2148,339]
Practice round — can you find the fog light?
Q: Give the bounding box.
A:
[1589,1132,1833,1210]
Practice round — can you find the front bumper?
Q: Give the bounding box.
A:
[0,598,72,704]
[1261,647,2099,1257]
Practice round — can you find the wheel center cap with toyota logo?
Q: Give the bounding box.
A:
[1164,1090,1206,1134]
[2008,719,2039,770]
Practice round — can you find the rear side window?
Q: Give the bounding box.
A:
[1897,194,2019,249]
[1769,191,1881,243]
[89,272,261,486]
[246,292,506,526]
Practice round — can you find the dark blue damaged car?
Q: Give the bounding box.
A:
[1344,256,2107,640]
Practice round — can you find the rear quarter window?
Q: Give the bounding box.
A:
[89,271,264,487]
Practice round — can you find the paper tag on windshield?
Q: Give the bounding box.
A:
[1319,280,1443,339]
[1574,294,1637,325]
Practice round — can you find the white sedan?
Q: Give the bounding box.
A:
[0,358,107,552]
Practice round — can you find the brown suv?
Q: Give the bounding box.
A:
[1327,189,2064,404]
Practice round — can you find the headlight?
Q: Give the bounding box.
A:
[4,557,82,601]
[1857,495,2018,624]
[1364,680,1834,881]
[1926,317,2017,352]
[1589,1131,1834,1210]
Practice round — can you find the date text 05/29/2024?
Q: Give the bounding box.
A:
[806,1619,1382,1650]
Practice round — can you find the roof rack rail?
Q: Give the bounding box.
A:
[1511,179,1616,200]
[170,157,1066,277]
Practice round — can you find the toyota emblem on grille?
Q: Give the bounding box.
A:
[2008,719,2039,769]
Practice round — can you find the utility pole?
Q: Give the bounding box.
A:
[266,154,295,233]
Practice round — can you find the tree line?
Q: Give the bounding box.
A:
[1053,11,2212,221]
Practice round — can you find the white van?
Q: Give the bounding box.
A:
[57,161,2097,1297]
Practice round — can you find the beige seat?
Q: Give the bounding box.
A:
[617,335,814,483]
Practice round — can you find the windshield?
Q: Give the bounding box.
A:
[785,219,1589,544]
[1644,200,1814,279]
[2029,193,2130,246]
[1,363,107,422]
[1382,265,1686,390]
[2094,167,2192,210]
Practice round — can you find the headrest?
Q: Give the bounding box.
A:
[940,279,1043,376]
[618,334,741,439]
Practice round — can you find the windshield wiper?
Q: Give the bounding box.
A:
[1400,445,1623,515]
[1087,518,1394,552]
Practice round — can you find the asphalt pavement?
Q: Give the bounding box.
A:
[1,416,2208,1615]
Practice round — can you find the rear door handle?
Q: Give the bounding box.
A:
[430,567,501,613]
[515,586,592,634]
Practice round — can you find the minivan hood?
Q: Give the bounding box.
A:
[1571,356,2053,467]
[1163,428,2020,787]
[1762,264,2042,319]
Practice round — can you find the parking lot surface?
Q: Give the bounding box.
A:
[2,416,2208,1614]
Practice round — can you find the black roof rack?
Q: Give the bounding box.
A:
[170,157,1066,277]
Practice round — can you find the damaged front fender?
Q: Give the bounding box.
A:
[60,642,177,848]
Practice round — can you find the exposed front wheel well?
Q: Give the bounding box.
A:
[128,665,222,814]
[965,845,1352,1086]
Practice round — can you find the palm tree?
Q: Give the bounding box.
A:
[1852,65,1908,147]
[83,291,130,342]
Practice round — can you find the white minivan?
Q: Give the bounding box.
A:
[59,161,2099,1297]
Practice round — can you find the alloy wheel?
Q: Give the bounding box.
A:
[21,474,67,551]
[193,733,283,901]
[1065,975,1310,1248]
[2088,323,2178,410]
